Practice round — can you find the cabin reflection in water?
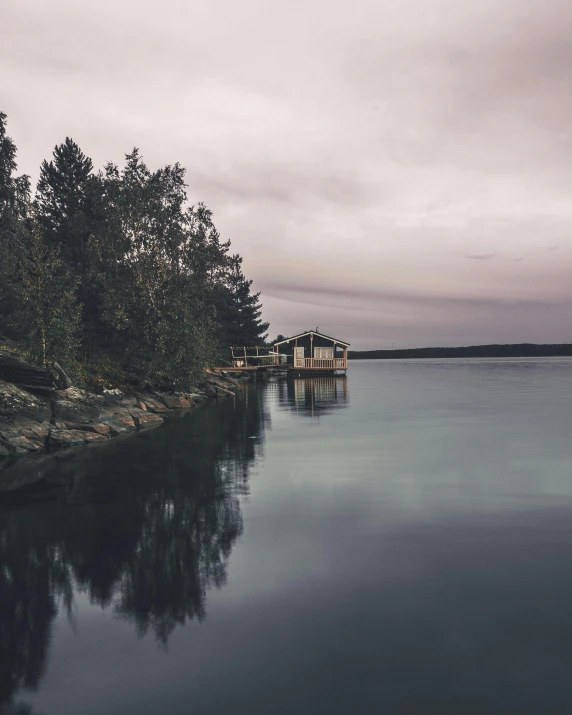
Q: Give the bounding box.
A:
[277,376,349,418]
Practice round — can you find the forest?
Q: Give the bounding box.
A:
[0,111,269,390]
[349,344,572,359]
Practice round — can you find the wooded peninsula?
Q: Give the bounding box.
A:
[349,344,572,360]
[0,110,269,392]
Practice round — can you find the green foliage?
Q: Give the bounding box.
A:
[215,254,269,350]
[36,137,95,267]
[97,150,226,386]
[0,112,31,339]
[36,138,110,358]
[19,220,82,367]
[0,110,270,387]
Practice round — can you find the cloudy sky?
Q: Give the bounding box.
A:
[2,0,572,348]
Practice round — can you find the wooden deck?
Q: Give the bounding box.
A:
[295,358,347,370]
[212,360,347,376]
[214,347,348,376]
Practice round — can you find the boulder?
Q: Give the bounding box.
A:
[0,427,41,455]
[140,397,170,413]
[216,386,235,397]
[0,379,52,422]
[218,372,240,385]
[18,419,51,448]
[62,421,114,435]
[85,431,109,443]
[129,408,163,430]
[48,429,88,447]
[160,394,191,409]
[119,395,138,407]
[100,407,137,436]
[53,387,105,423]
[0,381,53,457]
[49,429,108,447]
[103,388,123,396]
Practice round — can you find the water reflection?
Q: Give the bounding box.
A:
[276,376,348,418]
[0,385,267,710]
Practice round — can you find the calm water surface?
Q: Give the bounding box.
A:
[2,359,572,714]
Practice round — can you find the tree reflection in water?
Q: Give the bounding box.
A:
[0,384,268,708]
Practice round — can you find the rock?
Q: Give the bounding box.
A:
[53,387,105,423]
[0,379,52,422]
[119,395,138,407]
[62,421,114,435]
[203,385,217,398]
[49,429,108,447]
[48,429,88,447]
[103,388,123,396]
[100,407,136,436]
[85,431,109,443]
[136,400,147,411]
[0,428,41,454]
[219,372,240,385]
[160,394,191,409]
[129,408,163,430]
[18,419,51,448]
[0,381,54,457]
[189,392,206,403]
[140,397,170,413]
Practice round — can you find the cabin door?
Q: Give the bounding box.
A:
[294,347,305,367]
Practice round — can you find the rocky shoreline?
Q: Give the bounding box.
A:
[0,362,248,466]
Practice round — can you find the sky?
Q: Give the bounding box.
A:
[2,0,572,349]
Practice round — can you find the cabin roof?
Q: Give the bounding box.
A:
[273,330,350,347]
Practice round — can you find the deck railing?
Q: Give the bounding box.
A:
[296,358,347,369]
[233,354,280,368]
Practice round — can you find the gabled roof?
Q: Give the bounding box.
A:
[273,331,350,347]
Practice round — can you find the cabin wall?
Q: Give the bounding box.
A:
[275,334,345,364]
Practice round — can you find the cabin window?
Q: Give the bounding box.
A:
[314,347,333,359]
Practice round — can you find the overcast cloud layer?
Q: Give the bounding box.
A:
[2,0,572,348]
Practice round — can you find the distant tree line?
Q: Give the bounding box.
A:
[349,344,572,360]
[0,111,268,389]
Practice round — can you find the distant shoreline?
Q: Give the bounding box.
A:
[348,344,572,360]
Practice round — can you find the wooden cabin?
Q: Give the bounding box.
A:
[271,330,349,373]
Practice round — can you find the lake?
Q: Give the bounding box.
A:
[2,358,572,714]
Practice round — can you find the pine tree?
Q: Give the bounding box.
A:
[218,255,269,348]
[36,137,95,268]
[0,111,30,339]
[36,137,108,356]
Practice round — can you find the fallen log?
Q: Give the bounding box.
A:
[0,351,68,390]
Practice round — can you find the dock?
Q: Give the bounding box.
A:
[214,332,350,377]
